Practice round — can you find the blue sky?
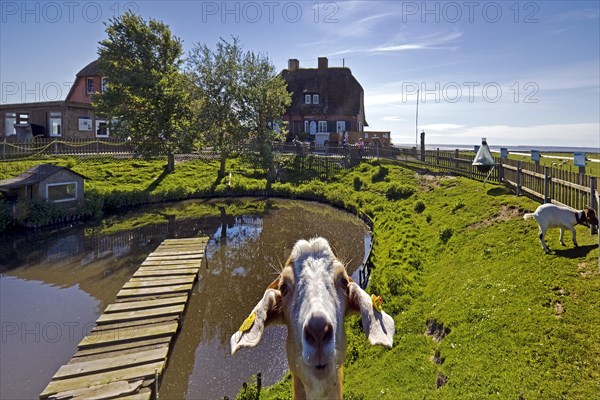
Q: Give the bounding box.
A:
[1,0,599,148]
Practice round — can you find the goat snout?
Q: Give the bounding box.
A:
[303,311,334,349]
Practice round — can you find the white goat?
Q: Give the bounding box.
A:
[524,203,598,253]
[231,237,395,399]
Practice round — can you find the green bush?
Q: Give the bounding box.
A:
[23,199,65,226]
[452,200,465,213]
[386,183,415,200]
[353,177,363,191]
[371,165,389,183]
[414,200,426,213]
[438,227,454,243]
[0,200,15,231]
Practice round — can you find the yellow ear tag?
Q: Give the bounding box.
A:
[371,294,383,313]
[239,312,257,332]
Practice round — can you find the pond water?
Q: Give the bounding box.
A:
[0,198,371,400]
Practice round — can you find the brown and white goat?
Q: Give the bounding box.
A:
[524,203,598,253]
[230,237,395,399]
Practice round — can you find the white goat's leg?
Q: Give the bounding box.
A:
[570,227,578,247]
[539,228,550,253]
[559,228,566,246]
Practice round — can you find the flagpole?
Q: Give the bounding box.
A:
[415,89,419,149]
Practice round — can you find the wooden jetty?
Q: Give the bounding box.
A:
[40,237,208,400]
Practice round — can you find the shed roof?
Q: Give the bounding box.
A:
[0,164,87,191]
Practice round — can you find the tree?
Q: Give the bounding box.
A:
[187,37,245,179]
[187,37,291,179]
[94,12,199,157]
[239,52,291,173]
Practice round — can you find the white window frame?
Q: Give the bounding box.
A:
[4,113,16,136]
[312,94,319,104]
[95,119,109,137]
[78,116,92,131]
[86,78,94,94]
[304,94,312,104]
[49,112,61,137]
[304,120,310,133]
[46,181,78,203]
[318,121,328,133]
[101,77,108,93]
[336,121,346,133]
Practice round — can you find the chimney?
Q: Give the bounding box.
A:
[288,59,299,72]
[318,57,328,70]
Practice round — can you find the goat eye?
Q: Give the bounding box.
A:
[279,283,289,296]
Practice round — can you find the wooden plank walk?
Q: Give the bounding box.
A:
[40,237,208,400]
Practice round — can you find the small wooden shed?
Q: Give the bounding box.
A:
[0,164,86,218]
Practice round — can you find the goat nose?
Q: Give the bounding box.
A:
[303,311,333,346]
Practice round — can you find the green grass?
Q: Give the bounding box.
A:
[1,156,599,398]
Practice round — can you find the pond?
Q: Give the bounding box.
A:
[0,198,371,400]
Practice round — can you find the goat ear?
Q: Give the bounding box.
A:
[230,288,282,355]
[347,282,395,349]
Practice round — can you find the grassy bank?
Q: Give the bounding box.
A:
[2,157,599,398]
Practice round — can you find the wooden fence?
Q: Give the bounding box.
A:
[393,148,598,218]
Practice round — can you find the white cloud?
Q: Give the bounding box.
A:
[330,30,462,56]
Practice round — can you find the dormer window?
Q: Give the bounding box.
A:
[86,78,94,94]
[304,93,319,104]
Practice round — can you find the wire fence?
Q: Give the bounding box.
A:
[1,138,598,214]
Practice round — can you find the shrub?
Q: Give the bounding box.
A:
[371,165,389,183]
[414,200,426,213]
[353,177,363,191]
[0,200,15,231]
[439,227,454,243]
[23,199,64,226]
[386,184,415,200]
[452,201,465,213]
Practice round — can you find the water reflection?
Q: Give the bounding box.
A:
[160,200,371,400]
[0,199,370,400]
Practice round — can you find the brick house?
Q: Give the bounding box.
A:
[281,57,390,147]
[0,60,109,140]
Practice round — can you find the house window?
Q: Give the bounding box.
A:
[101,78,108,93]
[318,121,328,133]
[336,121,346,133]
[49,112,61,137]
[304,94,312,104]
[312,94,319,104]
[17,113,29,124]
[95,120,109,137]
[304,121,309,133]
[78,116,92,131]
[4,113,16,136]
[86,78,94,94]
[47,182,77,203]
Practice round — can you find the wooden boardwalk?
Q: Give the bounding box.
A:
[40,237,208,400]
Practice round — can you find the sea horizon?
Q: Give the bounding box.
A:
[396,143,600,154]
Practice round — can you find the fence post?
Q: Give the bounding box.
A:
[2,138,5,160]
[544,166,551,203]
[454,149,459,170]
[516,161,521,196]
[96,139,100,154]
[436,148,440,165]
[590,177,597,235]
[498,159,504,183]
